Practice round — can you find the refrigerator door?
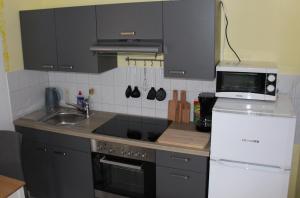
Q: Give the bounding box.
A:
[211,111,296,168]
[208,160,290,198]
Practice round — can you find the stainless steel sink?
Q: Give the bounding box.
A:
[41,112,87,125]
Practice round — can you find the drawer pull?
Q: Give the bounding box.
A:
[120,31,136,36]
[169,70,185,75]
[54,151,67,156]
[60,65,73,70]
[171,156,190,162]
[36,147,47,152]
[171,174,189,180]
[41,65,54,69]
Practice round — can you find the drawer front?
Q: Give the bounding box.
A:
[16,126,91,152]
[209,160,289,198]
[211,111,296,168]
[156,166,207,198]
[156,150,208,173]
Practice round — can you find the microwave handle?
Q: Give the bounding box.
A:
[100,156,142,171]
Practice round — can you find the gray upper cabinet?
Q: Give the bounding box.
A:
[20,9,58,71]
[20,6,116,73]
[55,6,98,73]
[96,2,163,40]
[163,0,221,80]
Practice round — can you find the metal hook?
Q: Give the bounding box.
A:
[144,60,147,67]
[151,60,154,66]
[126,57,130,66]
[160,60,162,67]
[134,60,137,66]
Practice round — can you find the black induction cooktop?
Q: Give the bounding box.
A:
[93,115,171,142]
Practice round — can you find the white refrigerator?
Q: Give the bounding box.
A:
[208,95,296,198]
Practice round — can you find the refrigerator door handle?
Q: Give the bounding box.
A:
[211,159,290,172]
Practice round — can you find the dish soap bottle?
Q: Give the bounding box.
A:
[77,90,84,108]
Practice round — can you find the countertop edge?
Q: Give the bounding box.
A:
[14,110,210,157]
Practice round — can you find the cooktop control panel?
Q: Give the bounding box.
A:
[91,139,155,162]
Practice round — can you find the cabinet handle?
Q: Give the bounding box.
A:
[120,31,136,36]
[171,156,190,162]
[53,151,67,156]
[59,65,73,70]
[41,65,54,69]
[171,174,189,180]
[169,70,185,75]
[36,147,47,152]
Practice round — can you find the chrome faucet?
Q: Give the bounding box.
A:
[66,98,90,119]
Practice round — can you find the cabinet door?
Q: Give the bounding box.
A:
[156,166,207,198]
[96,2,162,40]
[163,0,219,80]
[21,140,55,198]
[20,9,58,71]
[55,6,98,73]
[51,146,94,198]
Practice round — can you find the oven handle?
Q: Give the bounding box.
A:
[100,156,142,171]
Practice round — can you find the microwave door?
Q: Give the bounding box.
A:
[217,72,266,94]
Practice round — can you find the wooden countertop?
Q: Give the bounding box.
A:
[0,175,25,198]
[14,108,210,157]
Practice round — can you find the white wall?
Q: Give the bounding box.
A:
[0,39,14,130]
[48,67,216,119]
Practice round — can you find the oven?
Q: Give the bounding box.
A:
[91,140,156,198]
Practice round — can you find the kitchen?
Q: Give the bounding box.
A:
[0,0,300,198]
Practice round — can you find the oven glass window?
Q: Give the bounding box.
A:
[92,153,155,198]
[217,72,266,93]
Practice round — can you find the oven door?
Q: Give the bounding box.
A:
[216,71,267,99]
[92,153,155,198]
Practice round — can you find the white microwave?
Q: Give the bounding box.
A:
[216,61,278,101]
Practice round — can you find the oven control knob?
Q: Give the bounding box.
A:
[109,149,113,153]
[133,152,139,157]
[268,74,276,82]
[127,152,131,156]
[267,85,275,92]
[141,153,146,159]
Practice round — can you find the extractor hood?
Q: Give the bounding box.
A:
[90,40,163,54]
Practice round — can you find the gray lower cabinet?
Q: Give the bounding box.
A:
[163,0,221,80]
[22,140,55,198]
[156,166,207,198]
[156,151,209,198]
[96,2,162,40]
[17,127,94,198]
[20,9,58,71]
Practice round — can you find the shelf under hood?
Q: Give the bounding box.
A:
[90,40,163,54]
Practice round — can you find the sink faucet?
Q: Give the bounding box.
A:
[66,98,90,119]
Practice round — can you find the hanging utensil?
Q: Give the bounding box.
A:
[156,66,167,101]
[131,67,141,98]
[147,65,156,100]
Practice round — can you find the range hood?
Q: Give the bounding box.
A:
[90,40,163,54]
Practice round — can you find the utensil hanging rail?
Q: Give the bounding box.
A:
[125,57,164,63]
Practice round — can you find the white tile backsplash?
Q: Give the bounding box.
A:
[7,70,49,119]
[46,67,216,118]
[7,68,300,144]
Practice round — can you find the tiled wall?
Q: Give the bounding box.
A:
[48,67,216,119]
[6,68,300,144]
[7,70,49,119]
[278,74,300,144]
[0,63,14,130]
